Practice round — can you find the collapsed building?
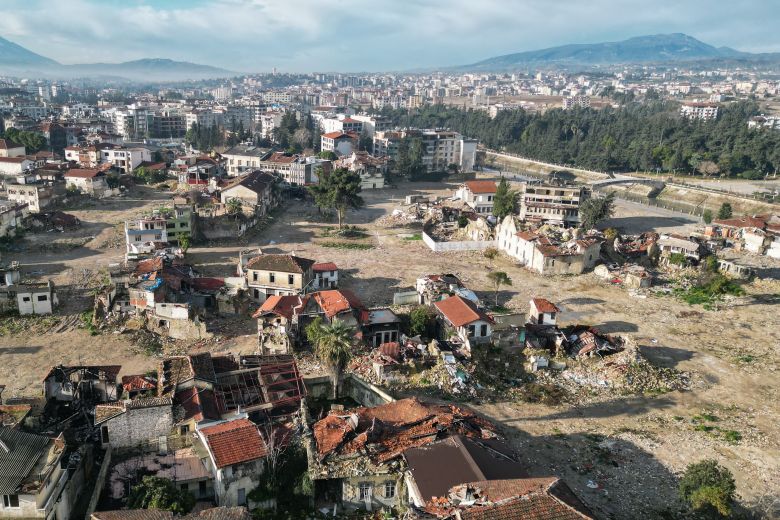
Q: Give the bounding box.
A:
[305,398,499,512]
[496,216,603,275]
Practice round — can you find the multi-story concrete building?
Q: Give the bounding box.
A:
[374,129,477,173]
[222,145,272,177]
[124,215,169,259]
[4,175,61,213]
[518,183,589,227]
[680,102,719,120]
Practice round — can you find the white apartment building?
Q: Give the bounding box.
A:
[101,147,152,173]
[259,111,284,139]
[373,129,477,173]
[319,116,364,135]
[124,216,169,258]
[680,102,719,120]
[222,145,272,177]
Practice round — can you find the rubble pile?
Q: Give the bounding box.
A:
[375,206,423,228]
[560,341,691,395]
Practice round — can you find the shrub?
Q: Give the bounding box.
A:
[409,306,435,337]
[679,460,736,517]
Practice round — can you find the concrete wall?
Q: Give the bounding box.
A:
[344,375,395,407]
[422,231,494,253]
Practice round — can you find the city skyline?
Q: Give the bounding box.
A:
[0,0,779,72]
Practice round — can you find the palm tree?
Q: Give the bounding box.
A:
[225,197,243,216]
[313,320,355,399]
[486,271,512,308]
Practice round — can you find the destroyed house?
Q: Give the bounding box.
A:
[300,289,368,329]
[422,477,595,520]
[252,295,305,355]
[43,365,120,403]
[159,353,305,422]
[91,506,253,520]
[94,396,174,448]
[403,435,526,511]
[308,398,497,512]
[0,429,77,520]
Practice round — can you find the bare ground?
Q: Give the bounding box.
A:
[1,182,779,518]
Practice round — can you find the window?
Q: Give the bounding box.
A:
[237,488,246,506]
[269,272,275,283]
[384,481,395,498]
[22,297,30,302]
[252,272,258,282]
[37,295,47,302]
[358,483,371,500]
[199,481,207,496]
[135,235,142,242]
[3,495,20,508]
[288,274,294,285]
[480,324,488,336]
[180,425,190,435]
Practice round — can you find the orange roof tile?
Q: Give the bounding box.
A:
[434,295,491,327]
[200,418,267,468]
[465,180,497,194]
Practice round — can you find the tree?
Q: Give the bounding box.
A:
[679,460,736,517]
[697,160,720,177]
[579,192,615,230]
[312,320,355,398]
[492,178,519,219]
[409,306,435,337]
[702,209,713,224]
[128,476,195,515]
[308,168,364,229]
[317,150,337,160]
[178,232,191,252]
[486,271,512,307]
[358,129,373,152]
[717,203,733,220]
[226,198,243,216]
[304,316,324,346]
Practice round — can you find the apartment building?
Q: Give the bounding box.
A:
[124,215,169,258]
[222,145,272,177]
[518,183,589,227]
[5,175,61,213]
[321,131,359,156]
[680,102,719,120]
[373,129,477,173]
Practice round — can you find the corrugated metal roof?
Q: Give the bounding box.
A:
[0,427,50,494]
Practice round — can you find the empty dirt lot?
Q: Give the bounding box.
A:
[1,182,779,518]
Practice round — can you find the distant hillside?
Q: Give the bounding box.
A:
[0,36,59,67]
[459,33,775,71]
[0,35,234,81]
[66,58,233,81]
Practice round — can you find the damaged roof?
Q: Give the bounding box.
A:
[0,427,51,495]
[92,507,253,520]
[312,398,497,467]
[175,387,220,424]
[245,254,315,274]
[531,298,560,314]
[311,289,365,320]
[252,294,305,320]
[404,435,526,504]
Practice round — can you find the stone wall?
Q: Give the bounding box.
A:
[103,404,173,449]
[422,231,494,253]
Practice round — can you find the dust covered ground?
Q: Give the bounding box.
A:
[1,182,779,518]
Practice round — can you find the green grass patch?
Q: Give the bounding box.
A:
[674,273,745,309]
[692,413,719,423]
[403,233,423,241]
[694,424,715,432]
[320,241,374,250]
[735,354,756,364]
[722,430,742,444]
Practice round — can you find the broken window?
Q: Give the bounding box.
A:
[269,272,275,283]
[180,425,190,436]
[37,295,47,302]
[480,324,487,336]
[288,274,294,285]
[359,483,371,500]
[384,481,395,498]
[3,495,20,508]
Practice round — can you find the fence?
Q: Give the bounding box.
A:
[422,231,495,252]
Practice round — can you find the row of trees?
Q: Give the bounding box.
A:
[377,101,780,178]
[184,122,225,151]
[1,127,47,153]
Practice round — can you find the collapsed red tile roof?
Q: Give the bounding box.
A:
[531,298,560,314]
[312,398,497,465]
[251,294,305,320]
[121,375,156,392]
[191,277,225,291]
[464,180,497,194]
[311,289,364,319]
[434,295,491,328]
[175,387,220,424]
[200,418,268,468]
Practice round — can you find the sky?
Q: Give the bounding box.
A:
[0,0,778,73]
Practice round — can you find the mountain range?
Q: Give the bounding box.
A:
[457,33,780,71]
[0,36,233,81]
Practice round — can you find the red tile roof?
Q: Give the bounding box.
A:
[311,289,364,320]
[121,375,156,392]
[434,295,491,327]
[265,152,297,164]
[322,131,355,140]
[175,387,220,424]
[200,418,268,468]
[531,298,559,314]
[465,180,497,194]
[251,294,305,320]
[313,262,338,272]
[191,277,225,291]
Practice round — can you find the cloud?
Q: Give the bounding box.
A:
[0,0,777,72]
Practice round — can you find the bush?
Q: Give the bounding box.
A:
[128,476,195,515]
[457,215,469,228]
[409,306,435,337]
[679,460,736,517]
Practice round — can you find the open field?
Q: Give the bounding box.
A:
[1,182,779,518]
